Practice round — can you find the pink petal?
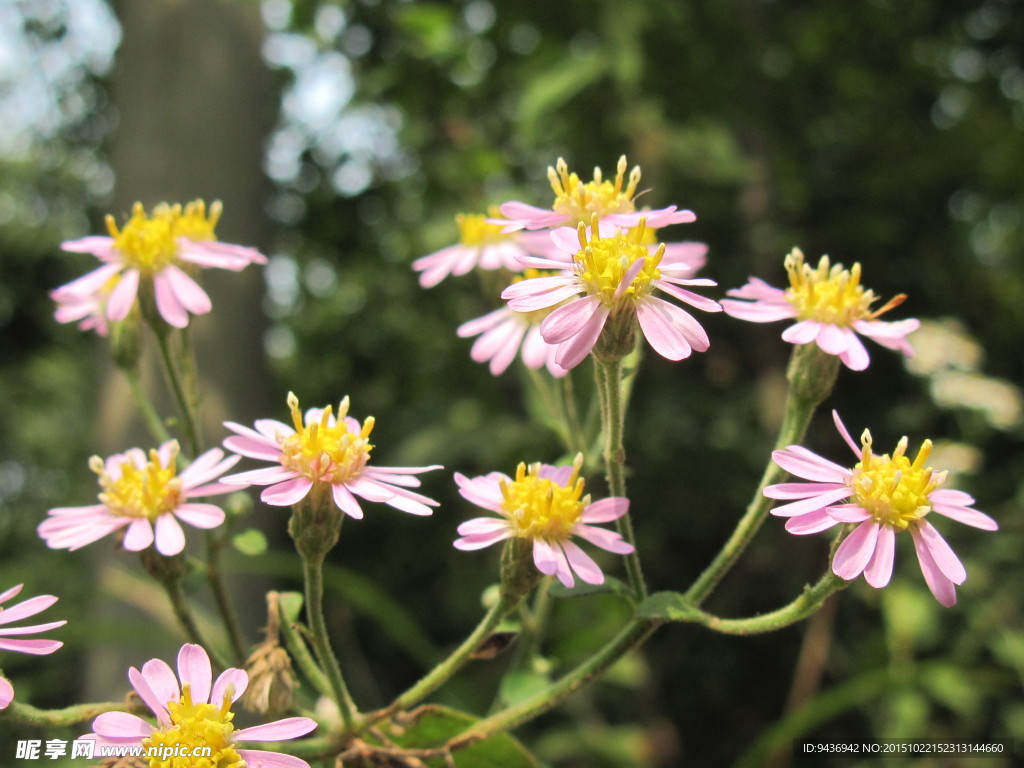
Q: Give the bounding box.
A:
[654,280,722,314]
[772,446,851,483]
[562,540,604,585]
[580,497,630,523]
[154,514,186,556]
[832,521,880,581]
[346,477,395,503]
[0,638,64,654]
[572,523,634,554]
[0,619,66,636]
[930,490,998,530]
[505,279,582,313]
[769,487,854,517]
[764,482,849,500]
[784,508,842,535]
[454,472,507,513]
[554,302,610,369]
[180,449,240,489]
[781,319,821,345]
[541,296,602,344]
[106,269,140,321]
[122,518,155,552]
[153,271,189,328]
[174,503,226,529]
[863,525,896,588]
[457,307,507,337]
[815,323,849,355]
[177,643,212,703]
[92,711,154,740]
[826,504,873,523]
[912,520,967,584]
[837,332,870,371]
[532,539,561,577]
[61,235,116,257]
[0,584,23,604]
[0,594,57,625]
[0,676,12,709]
[832,410,862,458]
[236,750,314,768]
[331,484,364,519]
[234,717,318,742]
[456,517,510,536]
[132,660,176,721]
[453,529,511,550]
[212,667,248,704]
[162,265,212,315]
[223,466,297,486]
[261,477,314,506]
[636,299,693,361]
[910,528,958,607]
[51,263,122,298]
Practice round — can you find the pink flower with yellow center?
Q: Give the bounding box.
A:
[84,643,316,768]
[721,248,920,370]
[412,209,551,288]
[501,218,721,369]
[497,156,695,232]
[38,441,240,557]
[765,411,998,606]
[453,455,634,588]
[222,393,441,518]
[0,584,66,710]
[57,200,267,329]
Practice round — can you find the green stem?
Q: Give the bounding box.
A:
[124,366,172,444]
[683,345,839,606]
[378,595,515,720]
[157,573,230,668]
[277,595,333,699]
[452,616,660,748]
[204,528,247,665]
[303,552,358,731]
[153,327,201,456]
[684,570,845,635]
[0,699,144,727]
[594,357,646,600]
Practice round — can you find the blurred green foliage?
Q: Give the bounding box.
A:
[2,0,1023,766]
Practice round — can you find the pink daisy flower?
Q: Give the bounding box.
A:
[765,411,998,606]
[453,454,634,588]
[496,155,696,232]
[85,643,316,768]
[57,200,267,329]
[501,218,721,370]
[412,209,551,288]
[50,271,120,336]
[222,393,441,518]
[721,247,920,370]
[0,583,66,710]
[38,441,240,557]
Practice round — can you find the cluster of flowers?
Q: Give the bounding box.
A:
[3,158,998,757]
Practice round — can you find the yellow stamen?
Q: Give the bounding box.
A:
[143,683,243,768]
[574,214,662,308]
[93,443,183,521]
[852,430,943,529]
[280,392,374,484]
[501,454,589,544]
[456,206,508,246]
[783,247,904,327]
[548,155,642,225]
[106,199,221,275]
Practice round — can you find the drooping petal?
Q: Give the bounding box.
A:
[837,331,870,371]
[331,483,364,519]
[162,264,212,315]
[0,676,12,710]
[554,302,610,369]
[106,268,140,321]
[154,514,186,556]
[912,520,967,584]
[832,520,880,581]
[122,518,155,552]
[541,296,603,344]
[562,540,604,585]
[235,750,314,768]
[863,525,896,588]
[910,528,958,607]
[572,523,634,554]
[153,271,190,328]
[781,319,821,345]
[261,477,314,506]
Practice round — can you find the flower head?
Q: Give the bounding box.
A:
[0,584,66,710]
[39,442,239,557]
[765,411,998,606]
[85,643,316,767]
[501,217,721,369]
[57,200,267,329]
[412,208,551,288]
[497,156,696,232]
[721,248,920,370]
[453,454,634,588]
[223,392,441,518]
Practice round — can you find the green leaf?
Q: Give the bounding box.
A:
[635,591,699,622]
[548,575,633,602]
[496,669,552,708]
[518,51,606,141]
[231,528,268,556]
[388,705,541,768]
[277,591,304,623]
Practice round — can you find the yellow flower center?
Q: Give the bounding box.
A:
[143,683,242,768]
[574,216,663,309]
[106,200,222,275]
[851,431,946,529]
[784,248,906,327]
[92,443,183,521]
[500,455,589,544]
[548,155,641,226]
[457,207,508,246]
[279,392,374,484]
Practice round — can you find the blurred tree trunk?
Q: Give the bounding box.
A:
[89,0,274,693]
